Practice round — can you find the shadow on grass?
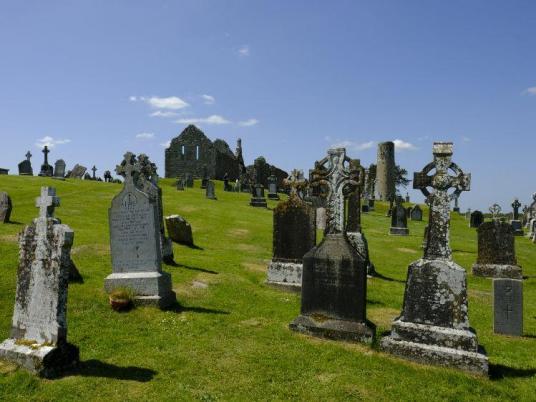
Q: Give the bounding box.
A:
[72,359,157,382]
[367,299,385,306]
[165,261,218,275]
[452,249,476,254]
[165,301,229,315]
[5,221,23,225]
[373,272,405,283]
[489,364,536,380]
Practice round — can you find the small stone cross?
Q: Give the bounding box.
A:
[413,142,470,260]
[283,169,307,196]
[311,148,359,234]
[25,151,32,161]
[489,204,502,220]
[92,165,97,179]
[35,187,60,218]
[115,152,140,183]
[512,198,521,220]
[42,146,50,164]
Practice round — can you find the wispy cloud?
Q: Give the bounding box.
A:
[332,140,375,152]
[523,86,536,96]
[201,94,215,105]
[175,115,231,125]
[35,136,71,149]
[238,45,250,56]
[238,118,258,127]
[462,136,471,143]
[150,110,178,118]
[136,132,155,140]
[160,140,171,148]
[393,139,417,151]
[146,96,189,110]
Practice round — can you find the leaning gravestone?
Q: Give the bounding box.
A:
[206,180,217,200]
[165,215,194,246]
[105,152,175,308]
[53,159,66,179]
[472,220,522,279]
[470,210,484,228]
[289,148,375,343]
[493,278,523,336]
[0,187,79,377]
[390,197,409,235]
[410,204,423,221]
[68,164,87,179]
[346,159,375,276]
[18,151,33,176]
[510,198,523,236]
[266,169,315,290]
[381,142,488,375]
[0,191,12,223]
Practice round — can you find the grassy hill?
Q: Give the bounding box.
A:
[0,175,535,401]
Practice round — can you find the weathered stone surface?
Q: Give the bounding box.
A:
[375,142,395,201]
[510,220,523,236]
[176,178,185,191]
[105,153,175,308]
[410,205,423,221]
[68,164,87,179]
[316,207,326,230]
[38,146,53,177]
[54,160,66,178]
[18,151,33,176]
[0,191,12,223]
[267,173,279,200]
[493,279,523,336]
[381,142,487,375]
[472,221,522,279]
[184,173,194,187]
[206,180,217,200]
[390,199,409,236]
[249,184,267,208]
[0,187,79,377]
[470,210,484,228]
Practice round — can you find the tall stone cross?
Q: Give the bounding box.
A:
[92,165,97,179]
[489,204,502,220]
[311,148,359,234]
[512,198,521,220]
[283,169,307,197]
[346,159,365,233]
[42,146,50,165]
[35,187,60,218]
[25,151,32,161]
[413,142,470,260]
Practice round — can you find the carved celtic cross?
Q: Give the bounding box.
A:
[414,142,470,260]
[283,169,308,197]
[35,187,60,219]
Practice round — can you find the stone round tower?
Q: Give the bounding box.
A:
[374,141,395,201]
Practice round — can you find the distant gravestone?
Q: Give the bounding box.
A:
[493,278,523,336]
[410,205,423,221]
[267,169,315,290]
[368,198,375,211]
[165,215,194,246]
[223,173,232,192]
[18,151,33,176]
[105,152,175,308]
[0,191,12,223]
[176,177,185,191]
[267,174,279,200]
[53,159,66,178]
[510,198,523,236]
[206,180,217,200]
[390,198,409,235]
[38,146,53,177]
[200,165,209,189]
[361,204,369,213]
[0,187,79,377]
[184,173,194,188]
[470,210,484,228]
[250,185,267,208]
[104,170,113,182]
[68,164,87,179]
[472,220,522,279]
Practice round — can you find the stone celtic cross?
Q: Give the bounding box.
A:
[311,148,359,234]
[283,169,307,196]
[413,142,470,260]
[42,145,50,164]
[25,151,32,161]
[512,198,521,220]
[92,165,97,178]
[489,204,502,220]
[115,152,140,184]
[35,187,60,218]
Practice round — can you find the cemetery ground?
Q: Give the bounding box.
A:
[0,176,535,401]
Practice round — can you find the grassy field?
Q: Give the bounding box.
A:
[0,175,535,401]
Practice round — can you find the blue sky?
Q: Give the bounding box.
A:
[1,0,535,211]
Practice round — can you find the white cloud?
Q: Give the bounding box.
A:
[462,136,471,143]
[523,86,536,96]
[202,94,215,105]
[129,96,138,101]
[160,140,171,148]
[150,110,178,118]
[330,140,375,152]
[146,96,189,110]
[175,114,231,125]
[393,139,417,151]
[238,118,258,127]
[35,136,71,149]
[238,45,250,56]
[136,132,155,140]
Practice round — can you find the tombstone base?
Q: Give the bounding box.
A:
[510,220,524,236]
[249,197,267,208]
[0,338,79,378]
[267,193,280,200]
[472,264,522,279]
[104,271,176,308]
[266,261,302,291]
[346,232,375,276]
[390,227,409,236]
[289,315,375,344]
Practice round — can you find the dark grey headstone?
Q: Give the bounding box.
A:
[54,159,66,178]
[68,164,87,179]
[206,180,217,200]
[0,191,12,223]
[165,215,194,246]
[18,160,33,176]
[470,210,484,228]
[250,184,267,207]
[390,204,409,235]
[493,278,523,336]
[410,205,423,221]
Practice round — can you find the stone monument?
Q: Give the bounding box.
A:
[18,151,33,176]
[165,215,194,246]
[53,159,66,179]
[510,198,523,236]
[38,145,53,177]
[0,187,79,377]
[68,164,87,179]
[0,191,12,223]
[493,278,523,336]
[381,142,488,375]
[470,210,484,228]
[267,170,280,200]
[250,166,268,208]
[206,180,217,200]
[389,197,409,235]
[410,204,423,221]
[375,141,395,201]
[289,148,375,343]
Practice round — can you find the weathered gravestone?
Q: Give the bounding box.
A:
[250,167,268,208]
[68,164,87,179]
[289,148,375,343]
[493,278,523,336]
[38,146,53,177]
[368,198,375,211]
[53,159,66,179]
[410,204,423,221]
[346,159,375,276]
[18,151,33,176]
[381,142,488,375]
[200,165,209,189]
[176,177,185,191]
[105,152,175,308]
[206,180,217,200]
[165,215,194,246]
[184,172,194,188]
[472,220,522,279]
[316,207,326,230]
[91,165,98,180]
[223,173,231,192]
[0,187,79,377]
[386,194,395,217]
[267,173,280,200]
[510,198,523,236]
[104,170,113,182]
[470,210,484,228]
[267,169,315,290]
[390,197,409,235]
[0,191,12,223]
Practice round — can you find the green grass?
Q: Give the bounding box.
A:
[0,175,535,401]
